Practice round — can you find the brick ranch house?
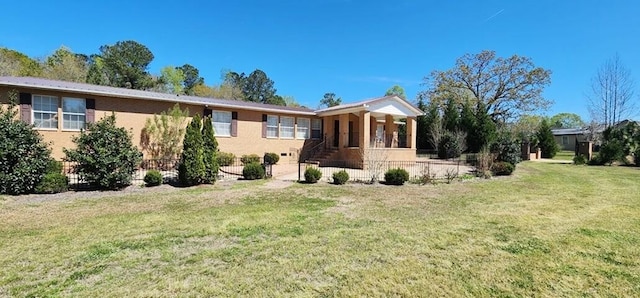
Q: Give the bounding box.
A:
[0,77,423,165]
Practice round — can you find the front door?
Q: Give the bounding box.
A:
[333,120,339,147]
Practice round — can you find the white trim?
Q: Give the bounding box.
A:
[266,115,278,139]
[32,94,59,130]
[280,116,295,139]
[296,117,310,140]
[62,97,86,131]
[212,110,232,137]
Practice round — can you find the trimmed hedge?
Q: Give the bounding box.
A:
[263,152,280,165]
[304,167,322,183]
[35,173,68,194]
[384,168,409,185]
[491,161,515,176]
[144,170,163,187]
[241,154,261,165]
[332,170,349,185]
[243,163,265,180]
[216,152,235,166]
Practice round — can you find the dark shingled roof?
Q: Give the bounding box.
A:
[0,76,316,115]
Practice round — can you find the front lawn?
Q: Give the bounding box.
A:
[1,162,639,296]
[553,150,575,160]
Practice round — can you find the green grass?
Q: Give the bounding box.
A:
[1,162,639,296]
[553,150,575,160]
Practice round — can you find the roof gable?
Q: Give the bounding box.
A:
[316,95,423,117]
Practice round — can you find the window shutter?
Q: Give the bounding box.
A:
[231,111,238,137]
[19,92,31,124]
[86,98,96,123]
[203,108,212,118]
[262,114,267,138]
[321,119,324,136]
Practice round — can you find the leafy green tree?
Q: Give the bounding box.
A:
[265,95,287,106]
[88,40,155,89]
[158,66,185,94]
[320,92,342,108]
[415,98,430,149]
[423,100,441,150]
[459,100,477,151]
[178,114,206,186]
[64,113,143,190]
[140,104,189,163]
[192,83,243,100]
[468,101,497,152]
[535,119,559,158]
[0,91,52,195]
[177,64,204,95]
[422,50,552,121]
[510,114,546,142]
[42,46,89,82]
[442,98,460,132]
[0,47,42,76]
[282,95,301,107]
[243,69,277,103]
[385,85,407,99]
[202,116,219,184]
[549,113,585,129]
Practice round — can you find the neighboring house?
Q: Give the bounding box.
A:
[0,77,422,164]
[551,128,589,151]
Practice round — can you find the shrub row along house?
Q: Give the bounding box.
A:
[0,77,423,165]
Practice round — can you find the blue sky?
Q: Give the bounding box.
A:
[1,0,639,119]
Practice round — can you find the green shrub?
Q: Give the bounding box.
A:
[216,152,235,166]
[635,149,640,166]
[35,173,68,194]
[598,139,625,165]
[0,92,53,195]
[241,154,261,165]
[384,168,409,185]
[242,163,265,180]
[64,113,142,190]
[491,131,522,165]
[178,114,206,186]
[202,115,219,184]
[144,170,163,187]
[304,167,322,183]
[263,152,280,165]
[573,154,587,165]
[45,159,63,174]
[491,161,515,176]
[437,132,462,159]
[536,119,559,158]
[332,170,349,185]
[588,153,605,165]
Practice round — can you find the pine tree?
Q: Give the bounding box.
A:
[442,98,459,132]
[536,119,559,158]
[416,98,430,149]
[469,101,496,152]
[178,114,205,186]
[424,101,441,150]
[459,100,477,151]
[202,115,219,184]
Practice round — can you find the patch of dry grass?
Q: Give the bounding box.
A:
[1,162,639,296]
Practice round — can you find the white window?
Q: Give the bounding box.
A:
[562,136,568,145]
[280,116,295,139]
[32,95,58,129]
[267,115,278,138]
[311,119,322,139]
[62,97,86,130]
[212,111,232,136]
[296,118,310,139]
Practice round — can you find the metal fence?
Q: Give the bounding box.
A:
[61,157,273,187]
[299,159,476,183]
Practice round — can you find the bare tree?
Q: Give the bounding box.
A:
[588,54,636,128]
[359,142,389,183]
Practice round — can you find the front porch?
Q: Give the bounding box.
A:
[306,95,423,165]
